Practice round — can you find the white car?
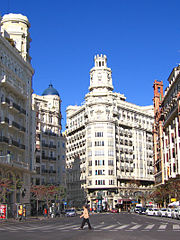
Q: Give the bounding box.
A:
[146,208,154,216]
[166,208,173,218]
[171,208,180,219]
[146,208,159,216]
[158,208,167,217]
[153,208,159,216]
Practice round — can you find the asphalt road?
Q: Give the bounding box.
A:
[0,212,180,240]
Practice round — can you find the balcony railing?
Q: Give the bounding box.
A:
[49,144,56,149]
[5,117,9,124]
[19,144,25,150]
[12,139,20,147]
[0,155,29,170]
[20,108,26,115]
[12,102,21,111]
[0,136,9,144]
[12,121,20,129]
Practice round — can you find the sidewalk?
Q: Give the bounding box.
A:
[0,214,68,224]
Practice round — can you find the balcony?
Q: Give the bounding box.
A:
[49,157,56,161]
[42,143,49,148]
[42,155,49,160]
[12,102,21,111]
[20,126,26,132]
[20,108,26,115]
[49,170,56,174]
[0,136,9,144]
[0,155,29,170]
[11,121,20,130]
[0,75,27,98]
[49,144,56,149]
[12,139,20,147]
[19,144,25,150]
[1,117,10,124]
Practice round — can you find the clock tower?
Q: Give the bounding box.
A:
[89,54,114,93]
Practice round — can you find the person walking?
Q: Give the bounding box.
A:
[79,205,92,230]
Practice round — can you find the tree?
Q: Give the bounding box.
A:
[150,184,170,207]
[0,177,14,203]
[166,178,180,201]
[31,185,66,216]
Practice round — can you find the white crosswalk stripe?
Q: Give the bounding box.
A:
[173,225,180,230]
[115,224,129,230]
[129,224,142,230]
[102,224,117,230]
[158,225,167,230]
[144,224,155,230]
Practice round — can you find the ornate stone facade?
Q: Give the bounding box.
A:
[66,55,154,209]
[0,13,34,215]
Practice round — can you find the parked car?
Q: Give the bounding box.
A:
[177,208,180,220]
[111,208,118,213]
[165,208,173,218]
[139,207,147,215]
[153,208,159,216]
[146,208,159,216]
[65,209,77,217]
[134,207,142,213]
[171,208,180,219]
[146,208,154,216]
[158,208,167,217]
[76,208,84,215]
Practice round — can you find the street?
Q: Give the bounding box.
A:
[0,212,180,240]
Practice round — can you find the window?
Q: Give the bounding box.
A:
[88,151,92,156]
[108,160,114,166]
[108,170,113,175]
[108,150,114,156]
[88,161,92,166]
[95,180,105,185]
[109,180,114,185]
[95,160,105,166]
[95,150,104,156]
[95,170,105,175]
[95,132,103,137]
[95,141,104,146]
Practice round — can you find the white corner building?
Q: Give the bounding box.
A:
[0,13,34,215]
[66,55,154,210]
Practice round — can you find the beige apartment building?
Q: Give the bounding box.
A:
[0,13,34,215]
[32,85,66,187]
[66,55,154,210]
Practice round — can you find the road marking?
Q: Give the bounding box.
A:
[158,225,167,230]
[103,224,117,230]
[173,225,180,230]
[144,224,155,230]
[115,224,129,230]
[129,225,142,230]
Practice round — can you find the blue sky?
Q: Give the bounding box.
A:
[1,0,180,130]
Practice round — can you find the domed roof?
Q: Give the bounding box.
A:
[42,84,59,96]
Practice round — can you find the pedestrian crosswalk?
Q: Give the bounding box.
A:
[0,223,180,232]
